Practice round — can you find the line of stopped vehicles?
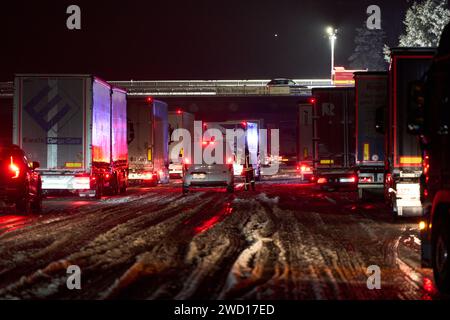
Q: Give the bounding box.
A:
[1,23,449,295]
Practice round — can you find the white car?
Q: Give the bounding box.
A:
[169,162,183,178]
[182,163,234,194]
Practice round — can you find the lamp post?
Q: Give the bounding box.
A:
[326,27,337,81]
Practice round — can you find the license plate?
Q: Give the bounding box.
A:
[340,178,355,183]
[192,173,206,179]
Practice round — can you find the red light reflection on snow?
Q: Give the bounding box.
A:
[422,277,437,300]
[0,215,29,233]
[194,203,233,234]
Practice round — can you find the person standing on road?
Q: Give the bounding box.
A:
[243,145,256,191]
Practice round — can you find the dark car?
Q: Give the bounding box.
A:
[0,145,42,214]
[266,78,308,88]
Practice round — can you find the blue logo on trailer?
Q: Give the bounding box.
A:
[24,86,72,132]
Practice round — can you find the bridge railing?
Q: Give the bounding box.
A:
[0,79,333,98]
[110,79,332,97]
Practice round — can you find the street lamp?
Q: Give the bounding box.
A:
[326,26,337,81]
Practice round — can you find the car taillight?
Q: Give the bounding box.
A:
[105,173,110,180]
[349,176,357,183]
[300,165,311,172]
[9,156,20,179]
[317,177,327,184]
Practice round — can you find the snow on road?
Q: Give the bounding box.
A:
[0,183,444,299]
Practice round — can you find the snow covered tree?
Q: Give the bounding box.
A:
[348,25,387,71]
[399,0,450,47]
[384,0,449,62]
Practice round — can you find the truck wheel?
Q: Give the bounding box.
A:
[95,183,103,199]
[16,191,31,215]
[120,182,127,194]
[31,186,43,214]
[432,214,450,293]
[227,184,234,193]
[110,175,119,195]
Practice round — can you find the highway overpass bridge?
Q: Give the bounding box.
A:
[1,79,333,98]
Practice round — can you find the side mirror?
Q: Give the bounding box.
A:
[375,106,385,134]
[407,80,426,135]
[32,161,40,169]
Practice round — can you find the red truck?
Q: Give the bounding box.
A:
[383,49,435,217]
[413,23,450,293]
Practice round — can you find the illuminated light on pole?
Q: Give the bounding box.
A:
[326,26,338,81]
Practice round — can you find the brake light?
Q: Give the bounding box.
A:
[300,165,311,173]
[105,173,110,180]
[227,157,233,164]
[184,158,191,165]
[386,173,393,183]
[9,156,20,179]
[202,141,208,146]
[317,177,327,184]
[142,172,155,180]
[348,176,357,183]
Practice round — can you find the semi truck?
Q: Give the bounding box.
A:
[168,110,195,178]
[298,102,314,181]
[13,74,128,198]
[414,23,450,293]
[383,48,436,217]
[354,72,388,200]
[127,98,170,186]
[311,87,357,190]
[206,120,262,179]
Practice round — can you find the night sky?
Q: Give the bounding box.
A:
[1,0,409,81]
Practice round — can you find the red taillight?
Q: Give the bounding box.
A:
[227,157,233,164]
[176,109,182,114]
[202,141,208,146]
[105,173,110,180]
[9,156,20,179]
[309,97,316,104]
[386,173,393,183]
[146,96,154,104]
[142,172,155,180]
[184,158,191,165]
[348,176,357,183]
[300,165,311,173]
[317,177,327,184]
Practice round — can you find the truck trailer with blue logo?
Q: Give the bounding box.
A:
[13,74,128,198]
